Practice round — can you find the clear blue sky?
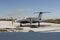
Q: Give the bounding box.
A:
[0,0,60,19]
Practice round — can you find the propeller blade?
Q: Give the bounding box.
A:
[28,18,32,24]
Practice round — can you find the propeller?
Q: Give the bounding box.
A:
[10,17,17,25]
[29,18,32,24]
[27,18,32,24]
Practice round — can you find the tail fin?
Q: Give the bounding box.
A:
[37,12,50,27]
[38,12,43,20]
[35,12,51,20]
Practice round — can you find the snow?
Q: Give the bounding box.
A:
[0,21,20,28]
[0,21,60,32]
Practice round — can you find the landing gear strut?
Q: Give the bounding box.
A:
[38,21,40,27]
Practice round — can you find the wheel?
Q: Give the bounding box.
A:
[20,23,22,27]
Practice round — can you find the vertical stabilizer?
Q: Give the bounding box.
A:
[38,12,43,20]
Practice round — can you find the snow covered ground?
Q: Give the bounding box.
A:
[0,21,20,28]
[0,21,60,32]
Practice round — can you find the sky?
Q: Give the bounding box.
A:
[0,0,60,19]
